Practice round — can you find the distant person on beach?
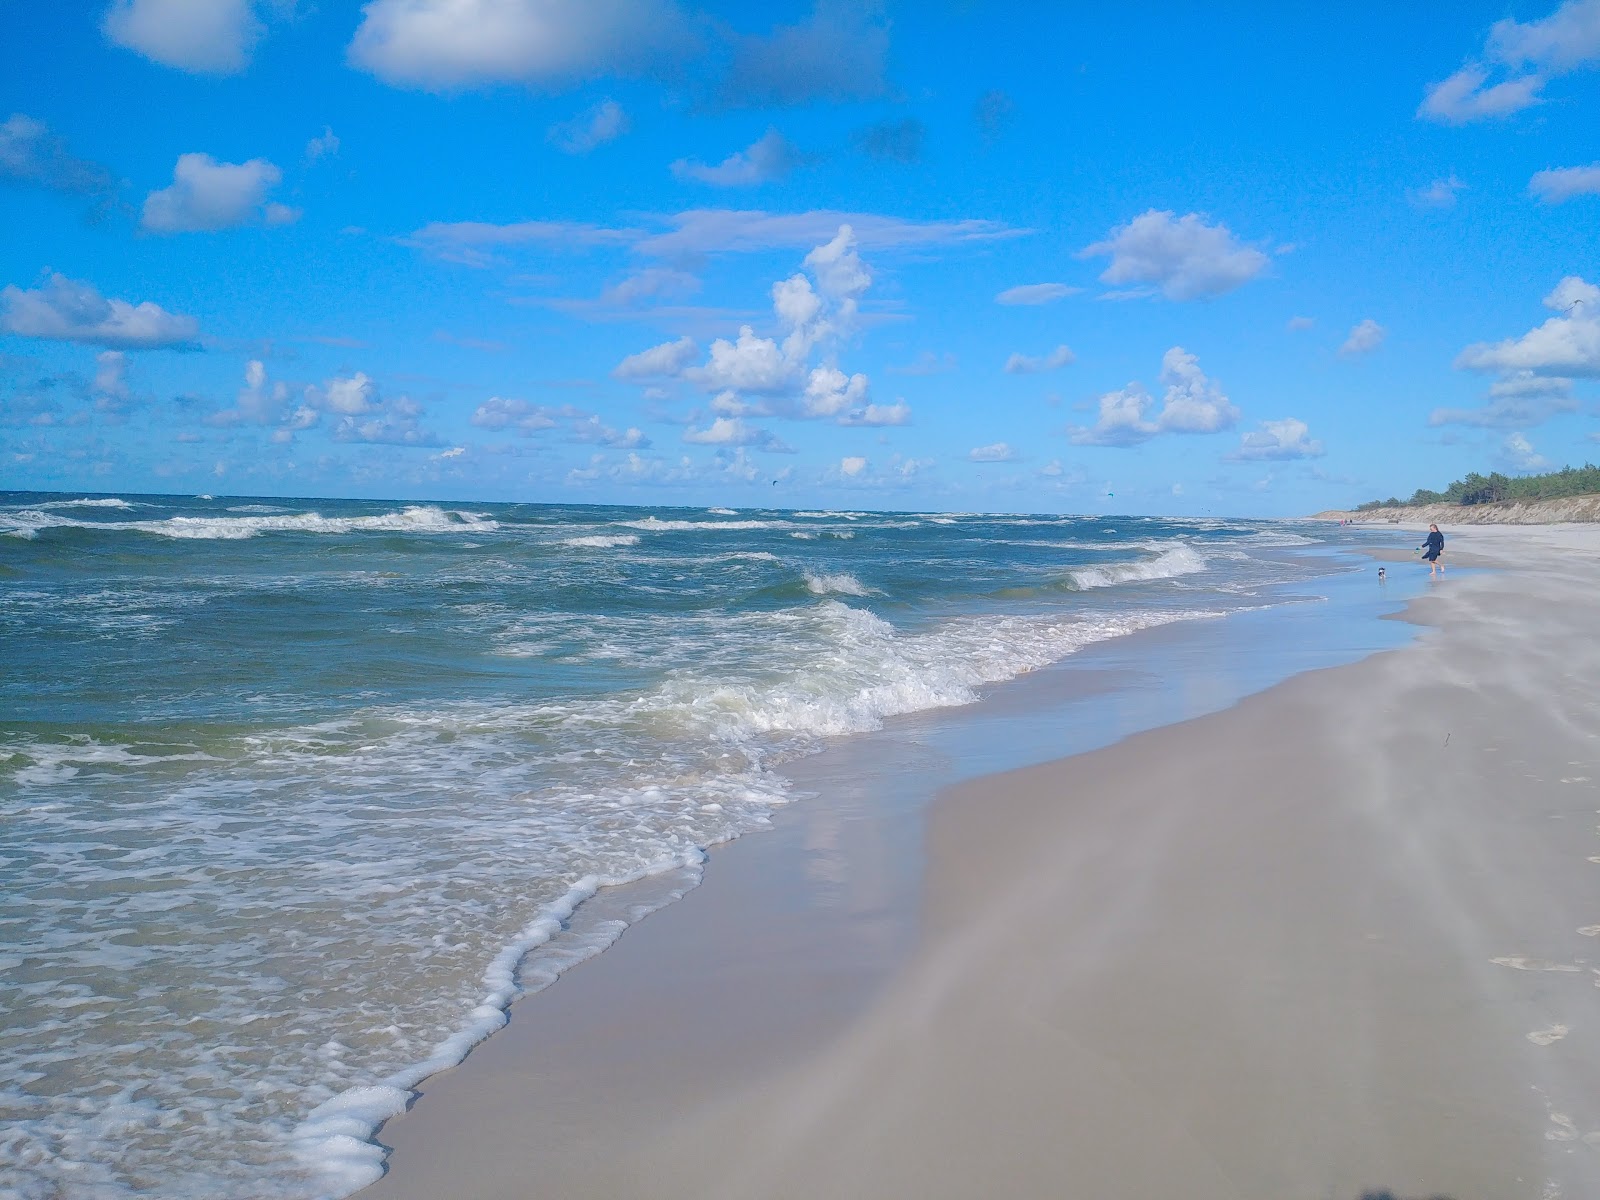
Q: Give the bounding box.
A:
[1419,524,1444,575]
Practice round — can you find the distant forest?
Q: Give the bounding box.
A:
[1357,463,1600,510]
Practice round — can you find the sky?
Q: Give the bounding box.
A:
[1,0,1598,516]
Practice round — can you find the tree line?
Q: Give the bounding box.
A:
[1356,463,1600,510]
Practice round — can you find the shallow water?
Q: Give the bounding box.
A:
[1,491,1348,1198]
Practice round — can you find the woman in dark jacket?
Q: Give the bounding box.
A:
[1420,524,1444,576]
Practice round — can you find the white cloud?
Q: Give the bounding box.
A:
[1154,347,1240,433]
[995,283,1077,305]
[407,218,635,267]
[334,395,442,446]
[0,273,199,348]
[208,358,291,426]
[1455,276,1600,376]
[690,325,793,392]
[1229,417,1325,461]
[839,455,867,477]
[800,364,869,417]
[682,416,787,450]
[142,153,293,233]
[1070,347,1239,446]
[1340,318,1386,355]
[1418,0,1600,124]
[473,396,560,432]
[1003,344,1074,374]
[838,400,909,426]
[612,335,700,379]
[671,129,799,186]
[968,442,1017,463]
[0,114,115,197]
[1080,209,1268,300]
[571,414,649,447]
[1530,163,1600,203]
[305,126,341,162]
[1286,315,1315,331]
[1499,431,1548,472]
[348,0,696,91]
[321,372,377,415]
[1409,174,1466,208]
[102,0,271,74]
[1417,66,1544,123]
[548,99,630,154]
[722,4,890,107]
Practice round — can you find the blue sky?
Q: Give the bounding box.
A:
[2,0,1597,515]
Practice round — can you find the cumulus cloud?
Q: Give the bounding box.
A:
[1003,344,1074,375]
[839,455,867,476]
[102,0,277,74]
[1409,174,1466,208]
[1228,417,1324,461]
[721,3,890,107]
[348,0,697,91]
[142,153,295,233]
[682,416,789,450]
[548,99,630,154]
[1340,318,1386,355]
[1070,347,1240,446]
[1418,0,1600,123]
[1530,163,1600,203]
[1080,210,1268,300]
[0,273,199,349]
[968,442,1017,463]
[1498,431,1549,472]
[0,114,116,198]
[995,283,1077,306]
[334,395,442,446]
[800,364,869,416]
[853,118,923,163]
[1455,276,1600,376]
[671,129,799,186]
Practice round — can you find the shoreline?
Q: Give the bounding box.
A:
[355,532,1542,1198]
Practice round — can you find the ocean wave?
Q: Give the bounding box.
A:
[619,517,786,532]
[562,534,640,549]
[803,571,872,597]
[0,506,498,541]
[33,497,139,510]
[1068,544,1207,589]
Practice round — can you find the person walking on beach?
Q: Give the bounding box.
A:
[1420,524,1445,576]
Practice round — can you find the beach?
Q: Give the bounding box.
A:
[364,524,1600,1200]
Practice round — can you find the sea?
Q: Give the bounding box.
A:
[1,491,1353,1198]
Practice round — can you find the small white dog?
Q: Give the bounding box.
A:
[1377,567,1387,582]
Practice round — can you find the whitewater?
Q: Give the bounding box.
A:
[0,491,1340,1198]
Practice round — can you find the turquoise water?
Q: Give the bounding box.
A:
[0,492,1340,1198]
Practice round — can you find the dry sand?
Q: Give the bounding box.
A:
[363,525,1600,1200]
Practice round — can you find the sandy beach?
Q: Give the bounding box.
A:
[363,525,1600,1200]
